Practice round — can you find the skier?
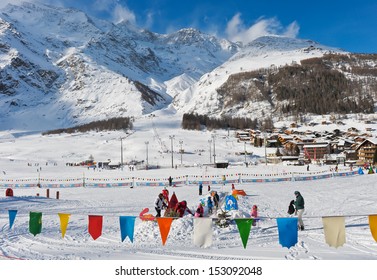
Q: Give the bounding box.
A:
[168,176,173,187]
[199,183,203,195]
[154,193,167,218]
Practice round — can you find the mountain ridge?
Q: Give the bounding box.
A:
[1,2,376,131]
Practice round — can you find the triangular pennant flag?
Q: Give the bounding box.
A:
[322,216,346,248]
[8,210,17,229]
[193,218,212,248]
[58,213,71,238]
[88,215,103,240]
[29,212,42,236]
[368,215,377,242]
[157,217,174,245]
[235,219,253,249]
[119,216,136,242]
[276,217,298,248]
[167,193,178,210]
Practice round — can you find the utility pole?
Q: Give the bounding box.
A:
[264,134,267,165]
[169,135,175,168]
[145,141,149,169]
[208,139,212,163]
[120,137,124,169]
[212,134,216,164]
[244,141,247,163]
[179,140,183,165]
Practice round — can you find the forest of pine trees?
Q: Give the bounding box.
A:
[181,113,273,131]
[216,53,377,117]
[42,117,133,135]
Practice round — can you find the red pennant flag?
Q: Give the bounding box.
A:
[88,215,103,240]
[167,193,178,210]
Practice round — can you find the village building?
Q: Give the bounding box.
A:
[355,138,377,165]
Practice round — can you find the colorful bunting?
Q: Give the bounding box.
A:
[8,210,17,229]
[235,219,254,249]
[276,217,298,248]
[322,216,346,248]
[193,218,212,248]
[88,215,103,240]
[369,215,377,242]
[157,217,174,245]
[119,216,136,242]
[29,212,42,236]
[58,213,71,238]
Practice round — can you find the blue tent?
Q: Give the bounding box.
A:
[224,195,238,210]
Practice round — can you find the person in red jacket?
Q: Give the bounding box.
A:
[174,200,193,217]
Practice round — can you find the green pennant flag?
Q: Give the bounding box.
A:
[235,218,254,249]
[29,212,42,236]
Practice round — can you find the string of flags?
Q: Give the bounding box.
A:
[4,210,377,249]
[0,170,362,188]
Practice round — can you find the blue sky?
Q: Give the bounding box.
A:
[2,0,376,53]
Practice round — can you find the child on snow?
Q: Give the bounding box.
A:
[195,204,204,217]
[287,200,295,215]
[207,196,213,214]
[250,205,258,226]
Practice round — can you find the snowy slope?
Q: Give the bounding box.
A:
[174,36,345,117]
[0,2,237,130]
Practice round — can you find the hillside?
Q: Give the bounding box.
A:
[0,2,377,132]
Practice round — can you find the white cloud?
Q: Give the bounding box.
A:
[112,3,136,24]
[283,21,300,38]
[144,11,154,29]
[225,13,300,44]
[92,0,115,12]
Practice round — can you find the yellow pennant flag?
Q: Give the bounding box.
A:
[58,213,71,238]
[322,216,346,248]
[368,215,377,242]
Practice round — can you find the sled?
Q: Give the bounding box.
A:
[232,189,247,196]
[139,208,156,221]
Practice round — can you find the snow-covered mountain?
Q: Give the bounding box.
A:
[0,2,237,130]
[1,2,376,131]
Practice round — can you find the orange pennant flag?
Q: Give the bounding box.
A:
[157,217,174,245]
[368,215,377,242]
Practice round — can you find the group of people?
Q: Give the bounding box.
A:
[156,183,306,231]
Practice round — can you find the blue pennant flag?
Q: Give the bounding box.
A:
[8,210,17,229]
[119,216,136,242]
[276,217,298,249]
